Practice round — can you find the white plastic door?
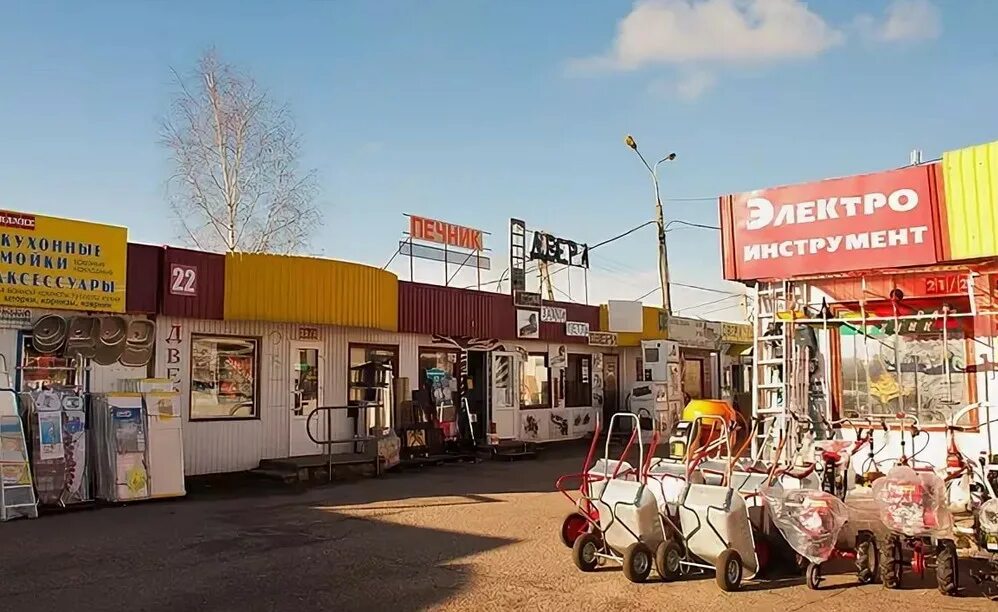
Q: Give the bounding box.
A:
[490,351,519,439]
[289,345,323,456]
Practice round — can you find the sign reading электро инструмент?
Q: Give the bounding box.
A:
[0,210,128,313]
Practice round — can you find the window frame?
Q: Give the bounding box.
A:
[188,333,261,422]
[520,352,551,410]
[830,326,979,431]
[565,353,593,408]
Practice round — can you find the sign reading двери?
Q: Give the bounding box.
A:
[0,210,128,313]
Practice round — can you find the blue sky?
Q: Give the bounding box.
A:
[2,0,997,320]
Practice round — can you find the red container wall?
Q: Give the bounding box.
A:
[161,246,225,319]
[125,243,161,314]
[398,282,515,338]
[539,300,601,344]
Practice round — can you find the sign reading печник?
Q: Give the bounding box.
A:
[724,165,939,280]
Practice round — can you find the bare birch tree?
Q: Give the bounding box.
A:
[161,51,320,253]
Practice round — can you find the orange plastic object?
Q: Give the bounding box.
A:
[682,399,735,456]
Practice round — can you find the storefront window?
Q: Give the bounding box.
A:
[838,327,968,426]
[565,354,592,408]
[521,353,550,408]
[190,336,258,420]
[19,333,79,393]
[349,345,397,404]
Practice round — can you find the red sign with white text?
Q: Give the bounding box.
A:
[721,165,941,280]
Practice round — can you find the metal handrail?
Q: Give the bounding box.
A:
[305,405,380,481]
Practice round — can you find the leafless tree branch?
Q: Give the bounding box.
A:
[160,50,322,253]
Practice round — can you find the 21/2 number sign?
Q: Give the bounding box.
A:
[169,264,198,296]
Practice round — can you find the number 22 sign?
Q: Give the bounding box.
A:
[169,264,198,296]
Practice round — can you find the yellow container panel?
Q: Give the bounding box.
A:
[599,305,668,346]
[942,141,998,260]
[223,253,398,330]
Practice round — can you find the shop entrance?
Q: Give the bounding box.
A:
[490,351,519,439]
[289,344,323,456]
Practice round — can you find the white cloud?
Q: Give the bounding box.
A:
[857,0,941,43]
[648,70,717,101]
[571,0,844,73]
[676,70,717,100]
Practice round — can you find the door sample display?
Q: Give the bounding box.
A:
[144,391,186,498]
[92,393,150,502]
[490,352,519,439]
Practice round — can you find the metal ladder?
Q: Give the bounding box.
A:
[0,355,38,521]
[751,280,807,461]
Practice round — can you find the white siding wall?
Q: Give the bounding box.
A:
[155,317,427,476]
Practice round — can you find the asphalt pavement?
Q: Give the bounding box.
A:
[1,447,995,611]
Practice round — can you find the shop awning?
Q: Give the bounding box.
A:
[726,343,752,357]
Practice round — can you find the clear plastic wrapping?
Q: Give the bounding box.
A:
[762,484,849,564]
[872,466,953,538]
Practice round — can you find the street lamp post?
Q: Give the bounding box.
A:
[625,134,676,315]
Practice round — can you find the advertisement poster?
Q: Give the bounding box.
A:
[516,309,540,339]
[549,345,567,369]
[520,412,546,440]
[0,210,128,312]
[37,412,64,461]
[549,410,570,438]
[112,408,146,454]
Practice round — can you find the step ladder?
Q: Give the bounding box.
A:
[0,354,38,520]
[751,280,808,462]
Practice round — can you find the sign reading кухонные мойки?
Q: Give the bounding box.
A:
[0,210,127,313]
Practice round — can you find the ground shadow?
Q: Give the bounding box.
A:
[0,494,517,612]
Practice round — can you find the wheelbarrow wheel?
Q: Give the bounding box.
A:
[855,531,878,584]
[656,540,683,582]
[572,533,601,572]
[715,548,743,592]
[936,539,958,596]
[806,562,822,590]
[880,534,903,589]
[623,542,653,583]
[560,512,589,548]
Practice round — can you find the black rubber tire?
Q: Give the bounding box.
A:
[656,540,683,582]
[806,563,822,590]
[623,542,654,583]
[880,535,903,589]
[560,512,588,548]
[572,532,600,572]
[715,548,743,592]
[855,531,878,584]
[936,539,958,596]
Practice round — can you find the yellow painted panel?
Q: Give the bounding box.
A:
[223,253,398,331]
[599,305,668,346]
[943,141,998,260]
[0,210,127,312]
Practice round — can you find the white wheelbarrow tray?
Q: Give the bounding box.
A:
[592,478,666,554]
[678,482,760,579]
[646,458,705,515]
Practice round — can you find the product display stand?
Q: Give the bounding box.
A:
[0,387,38,521]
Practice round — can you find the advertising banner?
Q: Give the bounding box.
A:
[721,322,753,344]
[0,210,128,312]
[721,165,940,280]
[667,316,722,350]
